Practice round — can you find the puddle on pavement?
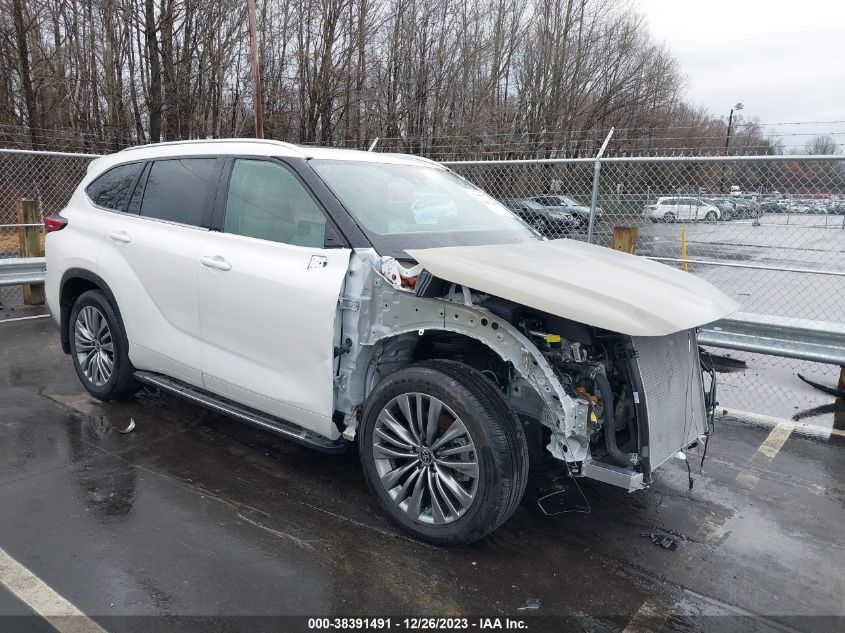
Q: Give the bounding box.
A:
[66,412,139,522]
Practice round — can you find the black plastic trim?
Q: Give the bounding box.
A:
[58,268,123,354]
[125,161,151,214]
[289,157,372,248]
[134,370,347,454]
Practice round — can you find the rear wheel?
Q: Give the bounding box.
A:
[69,290,139,400]
[705,210,717,222]
[663,212,676,223]
[359,361,528,545]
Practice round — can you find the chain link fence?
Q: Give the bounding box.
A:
[1,147,843,424]
[0,149,96,308]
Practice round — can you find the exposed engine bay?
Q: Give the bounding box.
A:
[334,250,718,491]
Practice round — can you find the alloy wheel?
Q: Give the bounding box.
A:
[372,393,479,525]
[74,306,114,386]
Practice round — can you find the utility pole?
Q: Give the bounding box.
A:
[247,0,264,139]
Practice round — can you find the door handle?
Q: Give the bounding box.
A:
[200,255,232,271]
[109,230,131,243]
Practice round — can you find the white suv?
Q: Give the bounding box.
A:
[644,197,721,222]
[46,140,737,544]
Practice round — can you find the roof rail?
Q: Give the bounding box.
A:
[119,138,302,153]
[384,153,443,168]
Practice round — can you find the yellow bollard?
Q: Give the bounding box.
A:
[680,227,688,272]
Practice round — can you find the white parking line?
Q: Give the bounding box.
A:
[0,546,107,633]
[0,314,50,324]
[722,406,845,439]
[735,422,793,491]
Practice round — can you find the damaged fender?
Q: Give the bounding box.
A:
[334,250,588,461]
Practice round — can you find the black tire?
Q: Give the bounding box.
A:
[663,212,676,223]
[358,360,528,545]
[68,289,139,400]
[705,210,717,222]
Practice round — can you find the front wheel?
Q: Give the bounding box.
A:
[663,212,676,223]
[359,361,528,545]
[69,290,139,400]
[705,210,718,222]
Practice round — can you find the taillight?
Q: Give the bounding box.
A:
[44,215,67,234]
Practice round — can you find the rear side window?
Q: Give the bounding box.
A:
[139,158,217,226]
[85,162,143,211]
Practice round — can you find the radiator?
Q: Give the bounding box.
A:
[631,329,707,472]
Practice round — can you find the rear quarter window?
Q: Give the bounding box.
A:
[85,162,144,211]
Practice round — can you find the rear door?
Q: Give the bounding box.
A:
[97,156,222,387]
[197,157,351,439]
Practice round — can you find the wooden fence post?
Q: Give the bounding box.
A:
[16,198,45,305]
[610,225,638,254]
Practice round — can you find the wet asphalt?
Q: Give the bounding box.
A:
[1,315,844,632]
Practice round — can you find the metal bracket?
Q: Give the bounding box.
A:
[337,297,360,311]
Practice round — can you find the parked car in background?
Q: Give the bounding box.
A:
[643,197,721,222]
[809,201,832,214]
[707,198,740,220]
[45,139,737,545]
[758,200,782,214]
[499,197,577,236]
[708,198,760,220]
[526,195,601,228]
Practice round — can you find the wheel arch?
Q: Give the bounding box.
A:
[341,302,583,460]
[59,269,123,354]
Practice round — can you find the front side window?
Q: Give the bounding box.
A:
[85,162,143,211]
[139,158,217,226]
[310,159,537,256]
[223,159,326,248]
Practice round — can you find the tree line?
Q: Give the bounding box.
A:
[0,0,781,157]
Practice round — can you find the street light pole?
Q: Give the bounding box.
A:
[721,102,744,194]
[724,102,744,155]
[247,0,264,139]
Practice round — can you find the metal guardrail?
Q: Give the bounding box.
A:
[700,312,845,366]
[0,257,46,287]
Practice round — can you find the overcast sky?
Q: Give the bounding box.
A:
[634,0,845,150]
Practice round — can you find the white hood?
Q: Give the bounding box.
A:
[406,239,739,336]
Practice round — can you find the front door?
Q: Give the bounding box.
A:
[198,158,351,439]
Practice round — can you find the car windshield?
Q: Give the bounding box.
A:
[309,159,538,257]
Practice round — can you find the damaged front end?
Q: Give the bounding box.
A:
[334,248,723,493]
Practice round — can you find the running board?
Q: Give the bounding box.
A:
[133,371,347,454]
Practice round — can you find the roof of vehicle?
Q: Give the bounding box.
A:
[87,138,444,175]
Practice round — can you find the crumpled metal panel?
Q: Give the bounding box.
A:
[632,329,707,472]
